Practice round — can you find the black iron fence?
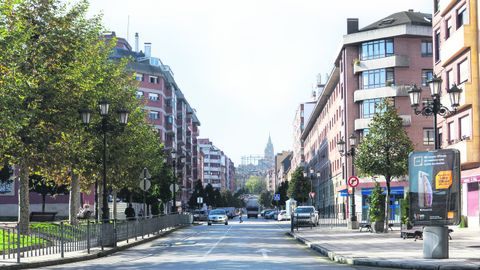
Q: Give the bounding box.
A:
[1,213,192,263]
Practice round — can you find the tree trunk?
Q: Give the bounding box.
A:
[18,161,30,234]
[42,194,46,213]
[69,173,80,225]
[112,189,117,220]
[385,175,391,232]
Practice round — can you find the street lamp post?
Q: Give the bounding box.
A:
[407,76,462,150]
[337,133,358,229]
[80,100,129,222]
[407,76,462,259]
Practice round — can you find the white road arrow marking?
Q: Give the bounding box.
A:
[256,248,272,259]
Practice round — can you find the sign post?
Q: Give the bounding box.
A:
[274,194,280,212]
[139,168,151,217]
[408,149,461,259]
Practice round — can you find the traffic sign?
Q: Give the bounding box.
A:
[309,192,315,199]
[348,176,359,188]
[197,197,203,204]
[273,194,280,201]
[139,179,151,191]
[170,183,179,193]
[139,167,151,180]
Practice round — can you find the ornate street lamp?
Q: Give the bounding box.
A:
[408,75,462,149]
[80,100,129,222]
[338,133,357,226]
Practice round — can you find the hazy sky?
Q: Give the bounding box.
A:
[86,0,432,165]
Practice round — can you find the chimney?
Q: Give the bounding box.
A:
[347,18,359,34]
[135,33,139,52]
[144,42,151,58]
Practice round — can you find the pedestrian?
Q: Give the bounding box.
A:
[125,203,136,220]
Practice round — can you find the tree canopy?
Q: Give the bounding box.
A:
[287,167,309,204]
[245,176,266,194]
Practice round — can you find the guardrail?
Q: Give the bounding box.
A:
[1,213,192,263]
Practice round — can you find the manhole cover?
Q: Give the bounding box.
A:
[153,241,196,247]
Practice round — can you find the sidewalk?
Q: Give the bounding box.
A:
[289,225,480,270]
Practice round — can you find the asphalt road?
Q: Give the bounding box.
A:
[44,216,399,270]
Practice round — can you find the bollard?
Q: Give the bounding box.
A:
[87,221,91,254]
[290,213,294,233]
[60,222,64,258]
[16,225,20,263]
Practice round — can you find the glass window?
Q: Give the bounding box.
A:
[148,111,159,120]
[359,39,394,60]
[446,18,452,39]
[457,6,469,28]
[423,128,435,145]
[135,73,143,81]
[360,98,383,118]
[447,69,454,89]
[434,0,440,13]
[149,76,158,84]
[460,115,471,139]
[422,70,433,86]
[361,68,394,89]
[458,59,469,83]
[136,91,144,99]
[448,122,455,143]
[434,30,440,62]
[149,93,159,101]
[421,41,433,57]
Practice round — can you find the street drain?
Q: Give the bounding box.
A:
[153,240,196,247]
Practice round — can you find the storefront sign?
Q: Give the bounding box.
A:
[408,149,461,226]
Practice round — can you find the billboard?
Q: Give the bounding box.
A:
[408,149,461,226]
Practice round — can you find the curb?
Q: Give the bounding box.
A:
[2,225,188,270]
[287,232,480,270]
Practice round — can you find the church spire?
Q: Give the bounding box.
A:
[264,134,274,166]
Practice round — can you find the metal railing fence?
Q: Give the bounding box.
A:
[1,213,192,263]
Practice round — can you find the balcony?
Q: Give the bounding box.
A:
[354,85,408,102]
[440,26,467,65]
[353,55,409,74]
[354,115,411,130]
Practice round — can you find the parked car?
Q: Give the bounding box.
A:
[265,210,278,219]
[293,206,319,226]
[193,210,208,221]
[277,210,290,221]
[208,209,229,226]
[261,209,273,217]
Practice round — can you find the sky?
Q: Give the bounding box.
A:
[85,0,432,165]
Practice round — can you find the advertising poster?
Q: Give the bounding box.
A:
[408,149,461,226]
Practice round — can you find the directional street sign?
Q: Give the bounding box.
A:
[139,179,151,191]
[348,176,359,188]
[170,183,179,193]
[273,194,280,201]
[139,167,151,180]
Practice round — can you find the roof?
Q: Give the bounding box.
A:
[360,10,432,32]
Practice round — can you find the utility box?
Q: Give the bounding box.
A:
[285,199,297,217]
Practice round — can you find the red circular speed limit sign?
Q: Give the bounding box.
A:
[348,176,359,188]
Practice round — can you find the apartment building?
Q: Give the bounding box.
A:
[198,138,235,192]
[109,33,201,209]
[432,0,480,225]
[301,10,433,222]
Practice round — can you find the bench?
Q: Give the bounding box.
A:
[401,225,454,241]
[359,223,372,232]
[30,212,57,222]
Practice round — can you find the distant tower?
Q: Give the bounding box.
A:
[264,134,274,166]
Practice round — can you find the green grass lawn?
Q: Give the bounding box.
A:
[0,229,46,252]
[30,222,87,241]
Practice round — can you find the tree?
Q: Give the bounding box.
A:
[277,181,289,207]
[288,167,309,204]
[29,174,68,213]
[188,180,205,209]
[204,184,215,207]
[259,191,273,208]
[355,99,414,232]
[368,181,385,232]
[245,176,266,194]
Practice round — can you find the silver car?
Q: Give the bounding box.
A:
[207,209,229,226]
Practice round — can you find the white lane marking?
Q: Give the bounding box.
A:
[203,226,232,257]
[256,248,272,259]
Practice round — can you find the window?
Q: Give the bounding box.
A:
[446,69,454,89]
[458,59,469,83]
[448,122,455,143]
[423,128,435,145]
[149,76,158,84]
[422,70,433,86]
[434,30,440,62]
[361,68,394,89]
[359,98,384,118]
[149,93,159,101]
[446,18,452,39]
[460,115,471,139]
[421,41,433,57]
[136,91,144,99]
[360,39,394,60]
[434,0,440,13]
[457,6,469,28]
[135,73,143,81]
[148,111,159,120]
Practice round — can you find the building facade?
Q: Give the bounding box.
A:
[198,138,235,192]
[301,11,433,221]
[433,0,480,226]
